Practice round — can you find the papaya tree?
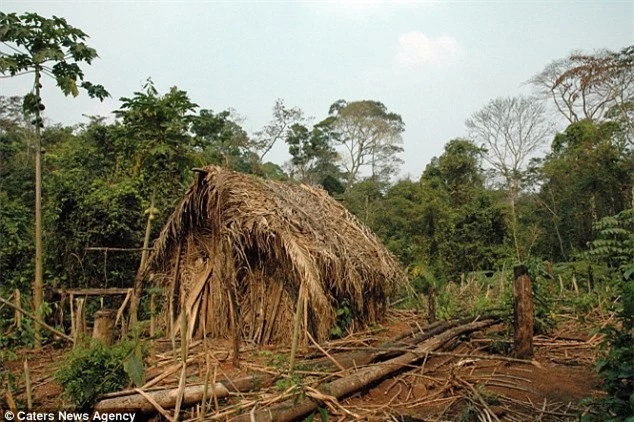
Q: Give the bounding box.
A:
[0,12,109,346]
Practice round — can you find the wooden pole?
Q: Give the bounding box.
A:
[14,289,22,329]
[24,358,32,410]
[131,193,156,327]
[75,297,86,343]
[169,242,182,359]
[289,283,306,375]
[228,286,240,368]
[513,265,534,359]
[33,67,43,349]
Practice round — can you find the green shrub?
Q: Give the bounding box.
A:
[329,300,353,338]
[55,340,145,409]
[581,209,634,421]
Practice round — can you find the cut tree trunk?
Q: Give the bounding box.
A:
[93,309,116,345]
[513,265,534,359]
[94,374,275,413]
[95,383,228,413]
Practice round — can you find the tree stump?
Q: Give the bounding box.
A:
[93,309,116,345]
[513,265,534,358]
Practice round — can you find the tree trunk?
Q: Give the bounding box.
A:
[94,383,229,413]
[513,265,534,359]
[33,67,43,348]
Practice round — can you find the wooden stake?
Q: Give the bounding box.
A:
[169,242,182,359]
[173,305,189,422]
[228,285,240,368]
[588,263,594,291]
[289,283,306,375]
[24,358,32,410]
[70,293,75,340]
[513,265,534,359]
[131,192,156,327]
[75,297,86,343]
[14,289,21,329]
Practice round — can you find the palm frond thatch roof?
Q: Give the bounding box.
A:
[147,166,406,343]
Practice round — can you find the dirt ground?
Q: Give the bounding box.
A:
[1,310,606,421]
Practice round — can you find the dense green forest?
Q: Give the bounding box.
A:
[1,43,632,296]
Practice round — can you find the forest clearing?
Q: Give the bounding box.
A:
[0,272,619,421]
[1,8,633,422]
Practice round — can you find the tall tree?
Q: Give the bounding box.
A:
[113,80,199,322]
[285,119,342,187]
[192,108,254,173]
[0,12,109,346]
[421,139,486,207]
[530,45,634,130]
[466,96,553,262]
[252,98,305,161]
[328,100,404,187]
[420,139,507,275]
[113,79,198,197]
[531,119,632,260]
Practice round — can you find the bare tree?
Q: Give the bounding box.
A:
[252,99,305,161]
[529,46,634,132]
[466,96,553,261]
[531,46,634,210]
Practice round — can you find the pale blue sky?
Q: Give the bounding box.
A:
[2,1,632,178]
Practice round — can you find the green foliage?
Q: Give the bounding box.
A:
[0,309,36,349]
[498,261,555,335]
[55,340,145,409]
[113,79,198,198]
[305,407,329,422]
[532,120,632,261]
[0,12,109,102]
[193,108,255,173]
[274,373,304,392]
[285,120,342,187]
[258,350,289,369]
[329,300,353,339]
[582,210,634,420]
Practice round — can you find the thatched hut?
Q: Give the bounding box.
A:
[147,166,406,344]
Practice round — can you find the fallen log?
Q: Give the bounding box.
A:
[93,316,495,415]
[232,317,497,422]
[94,383,229,413]
[94,373,275,413]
